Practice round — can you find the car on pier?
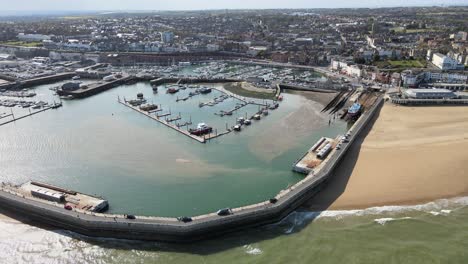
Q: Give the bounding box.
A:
[217,208,232,216]
[125,214,136,220]
[177,216,193,223]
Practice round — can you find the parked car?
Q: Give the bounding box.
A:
[125,214,136,220]
[177,216,193,223]
[217,208,232,216]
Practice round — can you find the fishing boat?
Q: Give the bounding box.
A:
[199,87,212,94]
[347,103,362,119]
[139,104,158,112]
[189,123,213,136]
[167,88,179,94]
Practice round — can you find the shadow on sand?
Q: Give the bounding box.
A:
[1,104,383,255]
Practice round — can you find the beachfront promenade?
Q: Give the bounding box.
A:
[0,97,383,242]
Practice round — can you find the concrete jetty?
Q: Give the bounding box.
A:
[0,73,76,90]
[0,96,384,243]
[57,76,134,99]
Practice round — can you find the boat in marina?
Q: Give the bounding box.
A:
[244,119,251,125]
[139,104,158,112]
[233,124,241,131]
[189,123,213,136]
[128,98,146,106]
[253,114,261,120]
[347,103,362,119]
[262,110,269,116]
[199,87,212,94]
[167,88,179,94]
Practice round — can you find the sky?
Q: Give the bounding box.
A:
[0,0,466,12]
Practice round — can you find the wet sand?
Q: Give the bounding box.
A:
[248,96,327,162]
[287,90,337,106]
[305,103,468,210]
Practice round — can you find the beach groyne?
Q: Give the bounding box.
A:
[0,97,384,242]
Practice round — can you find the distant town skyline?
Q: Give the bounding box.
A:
[0,0,467,13]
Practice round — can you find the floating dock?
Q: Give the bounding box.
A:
[118,99,229,143]
[0,103,62,127]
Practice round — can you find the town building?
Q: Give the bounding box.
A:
[431,53,465,70]
[404,88,457,99]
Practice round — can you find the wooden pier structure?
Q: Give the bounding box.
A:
[118,99,230,143]
[0,104,61,127]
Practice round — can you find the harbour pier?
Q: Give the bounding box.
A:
[0,96,384,242]
[0,103,62,127]
[118,98,229,143]
[58,76,135,99]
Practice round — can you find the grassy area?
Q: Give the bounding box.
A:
[0,41,43,47]
[388,60,426,67]
[223,82,277,100]
[374,60,426,71]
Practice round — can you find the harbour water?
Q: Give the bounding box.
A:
[0,80,346,217]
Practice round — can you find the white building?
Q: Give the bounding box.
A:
[432,53,464,70]
[206,44,220,52]
[17,33,51,42]
[404,88,456,99]
[161,32,174,44]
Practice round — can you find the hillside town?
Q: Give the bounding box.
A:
[0,7,466,90]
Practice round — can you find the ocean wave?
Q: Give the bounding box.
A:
[373,217,412,225]
[276,196,468,233]
[243,245,263,255]
[315,196,468,219]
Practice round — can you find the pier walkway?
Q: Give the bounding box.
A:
[118,99,229,143]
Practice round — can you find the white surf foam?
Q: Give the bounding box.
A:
[374,217,412,225]
[243,245,263,255]
[275,196,468,234]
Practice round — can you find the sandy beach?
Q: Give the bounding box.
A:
[305,103,468,210]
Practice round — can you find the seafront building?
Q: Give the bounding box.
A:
[431,53,465,71]
[403,88,456,99]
